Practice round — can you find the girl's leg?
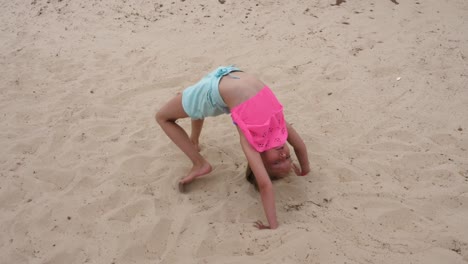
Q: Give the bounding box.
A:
[155,94,212,191]
[190,119,204,152]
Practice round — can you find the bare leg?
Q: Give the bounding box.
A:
[155,94,212,192]
[190,119,204,152]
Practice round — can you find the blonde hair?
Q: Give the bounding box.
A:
[245,164,279,191]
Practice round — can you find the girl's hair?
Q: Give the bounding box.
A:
[245,165,278,191]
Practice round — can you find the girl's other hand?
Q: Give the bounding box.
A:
[292,163,309,176]
[254,220,271,230]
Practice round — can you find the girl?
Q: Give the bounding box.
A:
[156,66,310,229]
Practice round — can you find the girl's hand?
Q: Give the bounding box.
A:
[292,163,309,176]
[254,220,271,230]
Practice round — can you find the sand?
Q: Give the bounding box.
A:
[1,0,468,263]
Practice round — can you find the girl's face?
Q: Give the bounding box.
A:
[260,144,292,178]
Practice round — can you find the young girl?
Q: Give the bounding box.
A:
[156,66,310,229]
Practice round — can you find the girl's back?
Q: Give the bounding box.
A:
[218,71,266,110]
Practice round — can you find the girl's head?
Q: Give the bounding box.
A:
[246,144,292,189]
[260,144,292,177]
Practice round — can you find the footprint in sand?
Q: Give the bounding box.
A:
[319,63,348,82]
[108,199,153,223]
[77,190,127,217]
[377,208,424,232]
[33,168,75,191]
[117,155,156,185]
[116,217,172,262]
[430,133,465,148]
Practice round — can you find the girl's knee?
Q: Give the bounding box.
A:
[156,109,180,124]
[155,110,166,124]
[155,94,187,123]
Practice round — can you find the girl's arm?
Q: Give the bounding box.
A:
[286,123,310,176]
[238,129,279,229]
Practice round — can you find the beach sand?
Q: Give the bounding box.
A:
[1,0,468,263]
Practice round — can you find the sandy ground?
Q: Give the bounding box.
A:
[1,0,468,263]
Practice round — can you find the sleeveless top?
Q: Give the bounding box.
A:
[231,86,288,152]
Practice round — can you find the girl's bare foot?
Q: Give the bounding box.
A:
[178,161,212,192]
